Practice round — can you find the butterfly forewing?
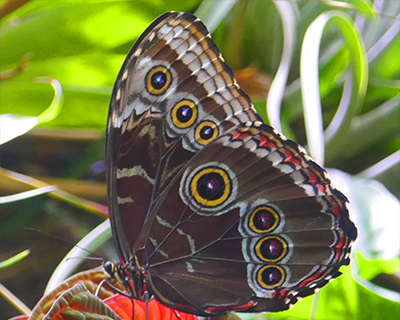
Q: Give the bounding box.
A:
[106,11,357,316]
[107,12,261,263]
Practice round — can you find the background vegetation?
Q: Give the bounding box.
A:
[0,0,399,319]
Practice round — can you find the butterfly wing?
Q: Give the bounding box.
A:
[106,11,357,317]
[134,124,357,315]
[106,12,260,264]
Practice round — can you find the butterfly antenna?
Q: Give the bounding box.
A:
[23,227,106,260]
[66,256,104,262]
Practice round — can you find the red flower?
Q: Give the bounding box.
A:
[104,294,198,320]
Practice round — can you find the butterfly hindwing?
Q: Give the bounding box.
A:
[131,124,356,315]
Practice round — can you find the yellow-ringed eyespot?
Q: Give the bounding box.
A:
[191,167,231,207]
[255,236,288,262]
[257,265,285,289]
[195,120,218,145]
[171,100,198,128]
[249,206,280,233]
[146,66,171,95]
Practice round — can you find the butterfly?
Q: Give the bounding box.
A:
[105,11,357,317]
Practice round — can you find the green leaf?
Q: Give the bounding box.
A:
[349,0,375,19]
[0,186,56,204]
[319,47,349,98]
[0,78,63,144]
[300,10,368,164]
[356,252,400,281]
[0,249,30,269]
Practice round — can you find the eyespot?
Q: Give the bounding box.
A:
[257,265,285,289]
[146,66,171,95]
[171,100,198,128]
[180,162,238,216]
[190,167,231,207]
[255,236,288,262]
[195,120,219,145]
[249,206,280,233]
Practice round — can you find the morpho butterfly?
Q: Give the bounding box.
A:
[105,11,357,317]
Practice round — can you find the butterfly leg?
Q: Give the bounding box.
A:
[132,298,136,320]
[94,279,106,297]
[143,290,150,320]
[173,309,182,320]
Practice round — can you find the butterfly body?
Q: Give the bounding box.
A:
[106,11,357,316]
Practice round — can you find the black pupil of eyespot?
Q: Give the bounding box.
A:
[200,125,214,140]
[260,238,283,260]
[254,209,275,230]
[151,71,167,89]
[197,172,225,201]
[177,105,192,123]
[261,267,282,285]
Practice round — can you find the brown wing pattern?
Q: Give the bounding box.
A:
[106,11,357,317]
[107,12,260,262]
[135,124,356,315]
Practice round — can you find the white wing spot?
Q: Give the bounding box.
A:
[149,237,169,258]
[117,166,155,185]
[134,47,142,57]
[148,31,155,42]
[118,197,134,204]
[116,89,121,101]
[186,261,195,273]
[155,215,196,253]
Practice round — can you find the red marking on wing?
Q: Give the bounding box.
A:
[259,134,277,149]
[233,131,250,141]
[205,300,256,313]
[259,135,268,147]
[328,198,342,218]
[334,234,346,261]
[282,150,301,167]
[277,289,289,299]
[306,170,318,184]
[298,271,323,289]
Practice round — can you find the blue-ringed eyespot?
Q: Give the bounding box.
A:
[194,120,218,145]
[190,167,231,207]
[255,236,288,262]
[171,100,198,128]
[146,66,171,95]
[257,265,285,289]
